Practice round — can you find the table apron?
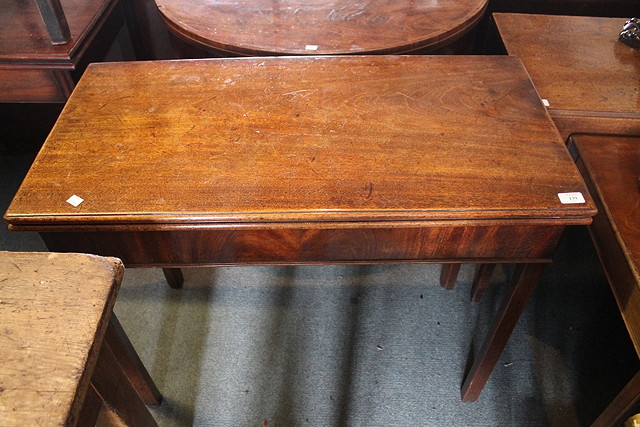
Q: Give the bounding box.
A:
[40,224,564,267]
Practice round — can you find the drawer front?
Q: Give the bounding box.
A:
[40,224,564,267]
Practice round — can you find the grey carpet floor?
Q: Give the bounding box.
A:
[2,152,638,426]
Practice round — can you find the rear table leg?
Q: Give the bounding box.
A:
[471,264,497,303]
[162,268,184,289]
[461,263,546,401]
[440,264,461,290]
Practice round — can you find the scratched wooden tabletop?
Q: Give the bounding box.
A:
[0,251,123,426]
[154,0,488,55]
[5,56,595,227]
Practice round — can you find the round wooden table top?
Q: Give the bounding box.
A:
[154,0,488,56]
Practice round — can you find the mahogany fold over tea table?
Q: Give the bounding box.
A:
[4,56,596,401]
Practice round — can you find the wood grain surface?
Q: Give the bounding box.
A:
[574,135,640,273]
[154,0,488,55]
[0,251,123,426]
[494,13,640,139]
[572,135,640,426]
[4,56,594,228]
[38,224,565,267]
[572,135,640,353]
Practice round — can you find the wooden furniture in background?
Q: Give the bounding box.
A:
[0,251,161,426]
[34,0,72,45]
[493,13,640,141]
[571,134,640,426]
[0,0,140,103]
[154,0,488,56]
[4,55,595,401]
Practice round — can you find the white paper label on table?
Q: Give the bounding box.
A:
[66,195,84,207]
[558,192,585,204]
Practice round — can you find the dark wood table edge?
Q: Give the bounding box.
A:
[570,133,640,426]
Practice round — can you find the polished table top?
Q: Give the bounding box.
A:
[154,0,488,55]
[5,56,594,229]
[494,13,640,139]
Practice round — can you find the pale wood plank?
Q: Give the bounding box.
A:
[0,251,123,426]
